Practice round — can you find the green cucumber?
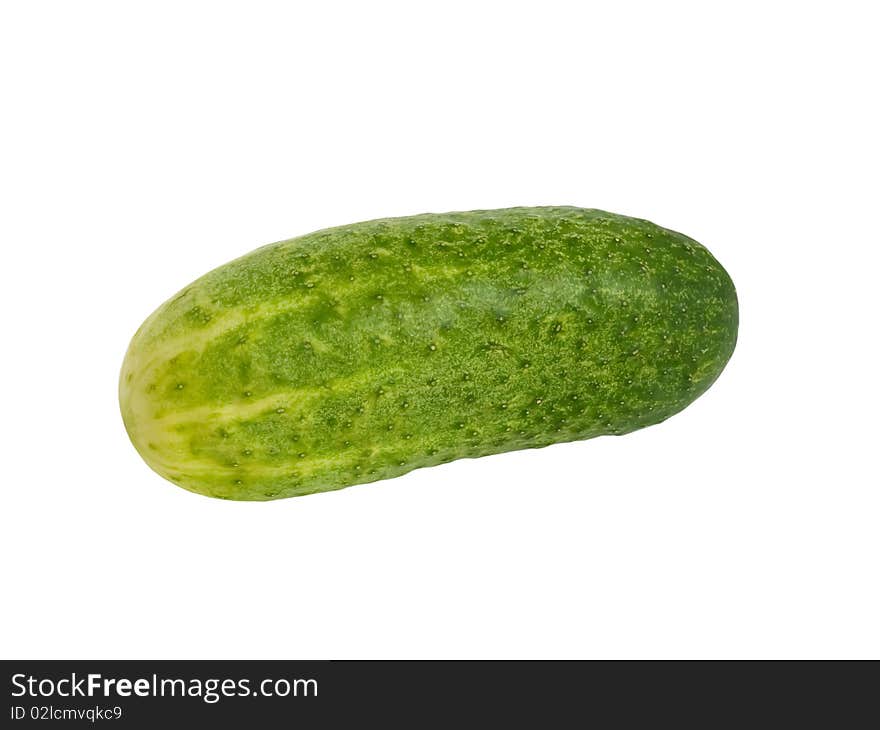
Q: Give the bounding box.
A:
[120,207,738,500]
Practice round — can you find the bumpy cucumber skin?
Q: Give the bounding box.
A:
[120,207,738,500]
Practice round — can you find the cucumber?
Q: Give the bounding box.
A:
[120,207,738,500]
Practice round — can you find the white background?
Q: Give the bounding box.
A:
[1,1,878,659]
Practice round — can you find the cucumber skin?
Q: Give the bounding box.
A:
[119,207,738,500]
